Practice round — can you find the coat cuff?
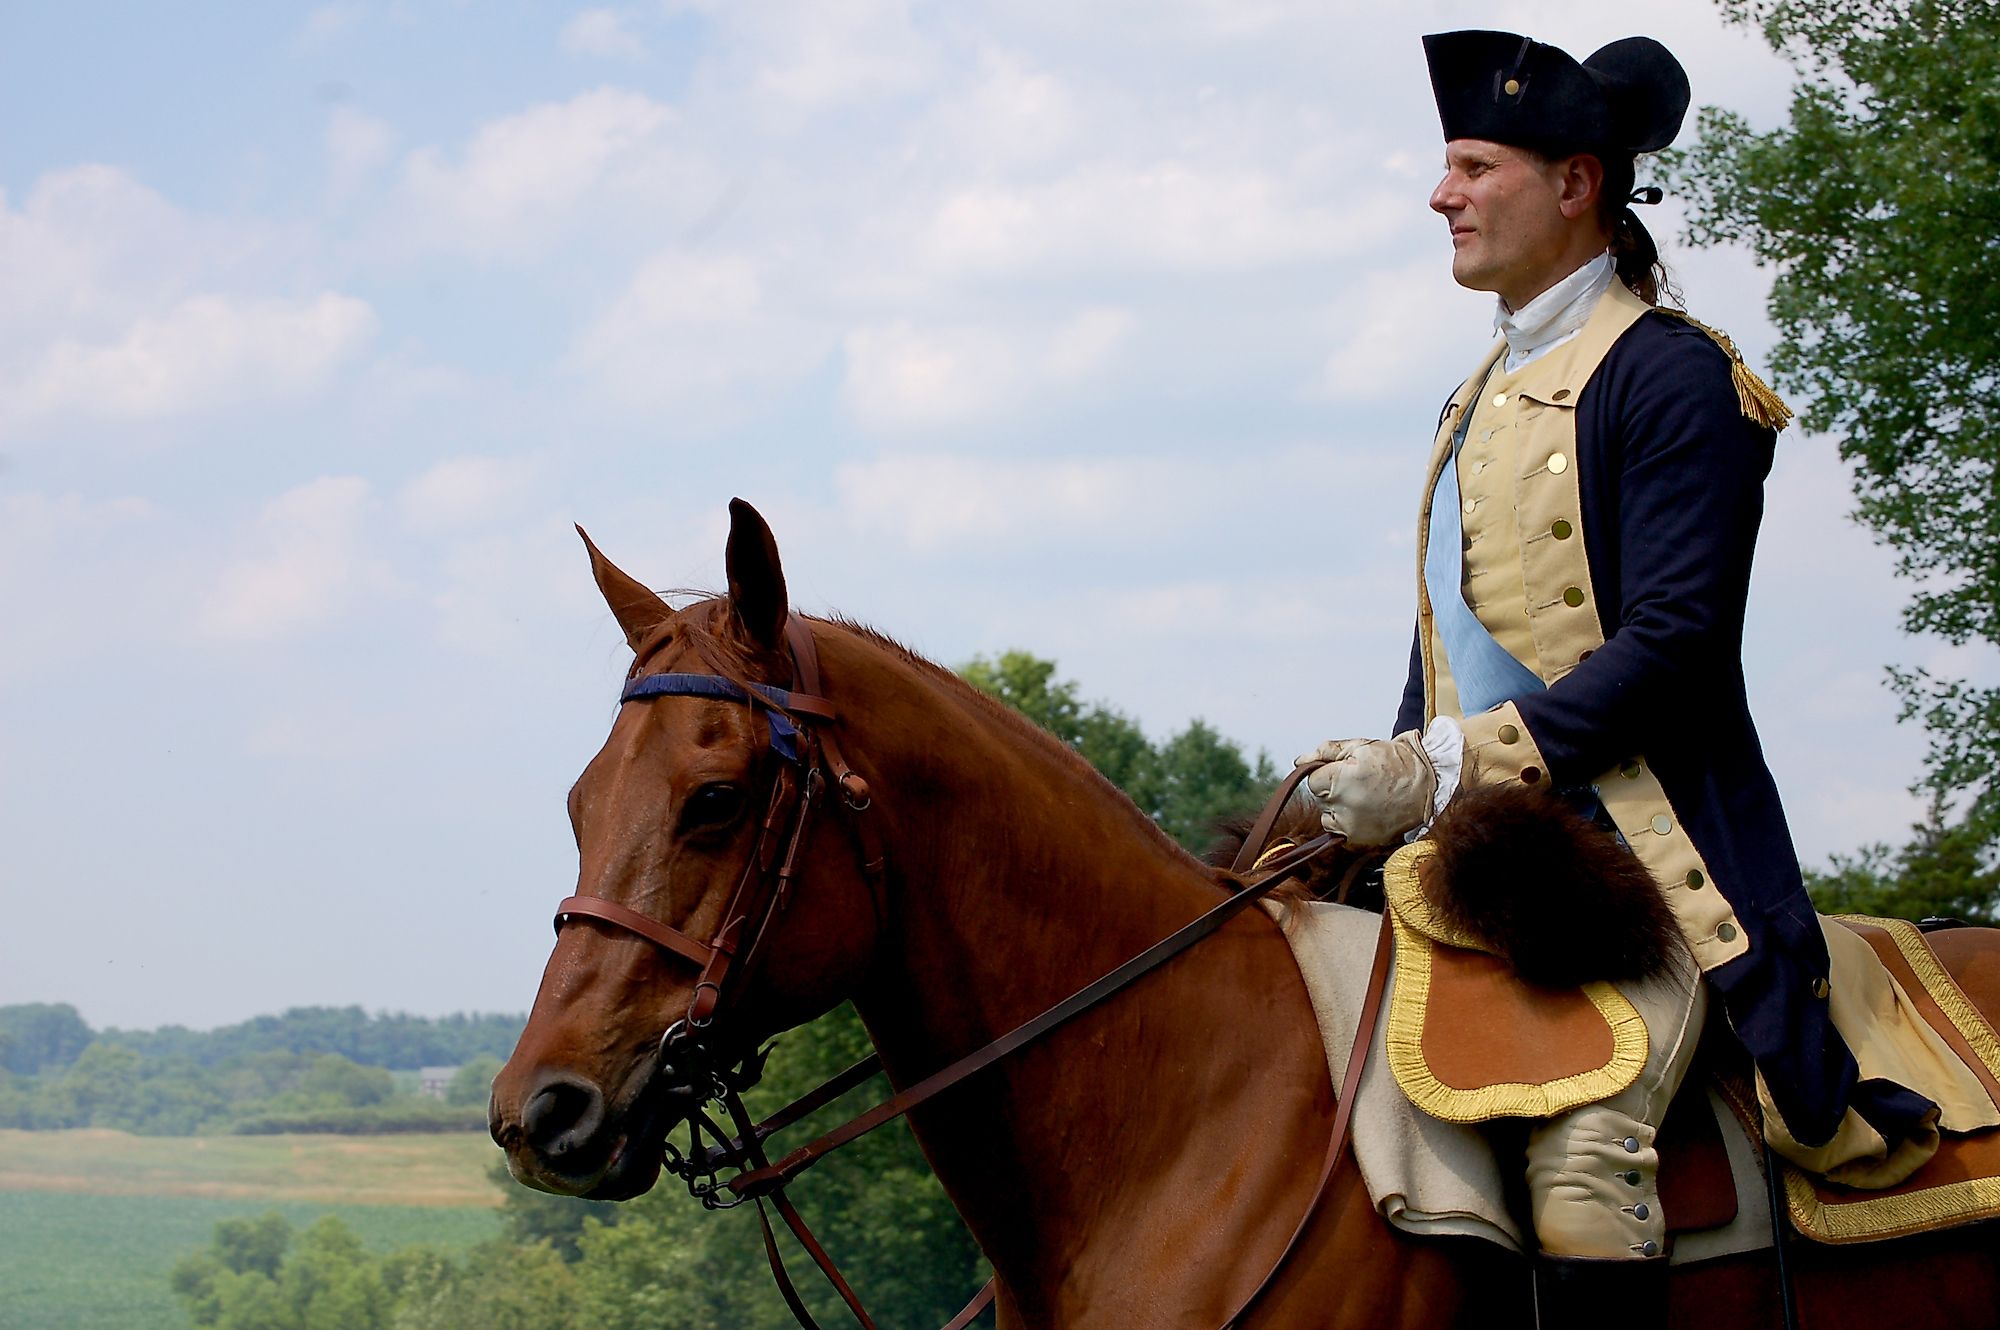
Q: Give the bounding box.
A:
[1459,701,1551,790]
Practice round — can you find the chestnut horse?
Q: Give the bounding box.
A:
[490,500,2000,1329]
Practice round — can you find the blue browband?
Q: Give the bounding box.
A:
[619,672,803,762]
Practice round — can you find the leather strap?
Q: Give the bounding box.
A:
[1229,762,1319,875]
[729,831,1340,1199]
[1222,910,1394,1326]
[555,895,715,967]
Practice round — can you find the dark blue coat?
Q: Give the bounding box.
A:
[1395,311,1932,1147]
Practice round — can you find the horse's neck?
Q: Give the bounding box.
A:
[828,636,1338,1321]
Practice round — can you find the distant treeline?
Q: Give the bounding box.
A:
[0,1002,525,1136]
[0,1002,525,1076]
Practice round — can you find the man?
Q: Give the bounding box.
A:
[1300,29,1937,1328]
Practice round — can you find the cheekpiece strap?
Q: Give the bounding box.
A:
[619,672,819,762]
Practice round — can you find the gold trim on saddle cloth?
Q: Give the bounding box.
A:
[1382,840,1649,1123]
[1776,915,2000,1243]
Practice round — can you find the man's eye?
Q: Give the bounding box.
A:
[683,784,746,830]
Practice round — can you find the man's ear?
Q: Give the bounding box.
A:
[1558,152,1606,221]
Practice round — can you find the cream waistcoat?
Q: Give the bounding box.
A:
[1417,281,1750,974]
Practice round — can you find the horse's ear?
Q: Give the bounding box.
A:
[725,498,788,651]
[577,526,675,652]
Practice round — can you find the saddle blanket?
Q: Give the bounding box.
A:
[1264,899,1774,1264]
[1269,899,2000,1257]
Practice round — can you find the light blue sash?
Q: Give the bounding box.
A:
[1425,373,1548,717]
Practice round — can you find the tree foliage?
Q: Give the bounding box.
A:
[0,1006,520,1135]
[1667,0,2000,905]
[961,649,1276,849]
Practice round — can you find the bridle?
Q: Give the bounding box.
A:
[548,614,1392,1330]
[556,618,881,1042]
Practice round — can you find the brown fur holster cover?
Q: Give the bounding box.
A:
[1425,784,1683,988]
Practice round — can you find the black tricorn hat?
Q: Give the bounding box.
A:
[1423,30,1690,157]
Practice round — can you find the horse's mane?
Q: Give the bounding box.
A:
[819,614,1204,869]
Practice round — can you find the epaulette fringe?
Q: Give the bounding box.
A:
[1655,308,1793,432]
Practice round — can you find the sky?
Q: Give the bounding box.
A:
[0,1,1953,1031]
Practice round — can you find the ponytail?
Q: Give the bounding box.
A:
[1597,154,1679,308]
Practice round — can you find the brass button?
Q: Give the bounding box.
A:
[1463,499,1478,515]
[1563,587,1585,608]
[1498,724,1520,745]
[1718,922,1739,943]
[1503,78,1520,95]
[1547,452,1569,474]
[1521,766,1541,784]
[1620,760,1642,779]
[1813,977,1831,999]
[1632,1203,1651,1222]
[1623,1136,1640,1154]
[1640,1240,1659,1258]
[1492,392,1509,407]
[1624,1170,1642,1186]
[1686,869,1705,890]
[1551,518,1573,540]
[1552,388,1571,401]
[1578,649,1594,661]
[1651,814,1673,835]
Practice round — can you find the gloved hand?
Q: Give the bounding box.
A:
[1295,732,1440,845]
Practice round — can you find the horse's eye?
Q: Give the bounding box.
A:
[683,784,745,830]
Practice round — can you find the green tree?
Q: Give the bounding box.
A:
[961,650,1275,851]
[487,1154,623,1262]
[0,1003,93,1074]
[960,650,1159,797]
[446,1055,504,1108]
[1668,0,2000,915]
[1153,719,1279,851]
[1806,801,2000,922]
[293,1054,395,1108]
[172,1214,392,1330]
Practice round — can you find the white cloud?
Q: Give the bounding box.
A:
[0,166,209,344]
[200,477,388,643]
[0,492,165,684]
[561,9,649,61]
[841,307,1134,431]
[327,107,397,198]
[295,4,364,51]
[1314,258,1494,401]
[833,447,1270,551]
[399,455,539,532]
[678,0,938,111]
[394,88,678,256]
[3,293,376,430]
[564,251,829,414]
[923,167,1401,277]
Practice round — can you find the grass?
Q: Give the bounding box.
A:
[0,1130,507,1329]
[0,1127,505,1207]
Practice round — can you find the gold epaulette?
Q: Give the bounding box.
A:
[1654,307,1793,432]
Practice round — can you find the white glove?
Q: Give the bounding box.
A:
[1295,731,1441,846]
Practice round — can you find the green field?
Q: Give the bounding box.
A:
[0,1131,505,1330]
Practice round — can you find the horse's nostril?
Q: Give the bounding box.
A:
[521,1074,608,1166]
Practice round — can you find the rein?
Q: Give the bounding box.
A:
[552,617,1394,1329]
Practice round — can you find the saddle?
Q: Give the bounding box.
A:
[1272,838,2000,1253]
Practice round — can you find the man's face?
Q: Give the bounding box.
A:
[1428,139,1575,309]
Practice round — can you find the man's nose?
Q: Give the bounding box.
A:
[1429,176,1458,216]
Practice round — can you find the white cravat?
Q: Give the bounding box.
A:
[1495,251,1614,371]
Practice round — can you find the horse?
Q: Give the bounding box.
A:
[489,499,2000,1329]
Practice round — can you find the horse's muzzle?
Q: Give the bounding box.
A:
[493,1064,681,1200]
